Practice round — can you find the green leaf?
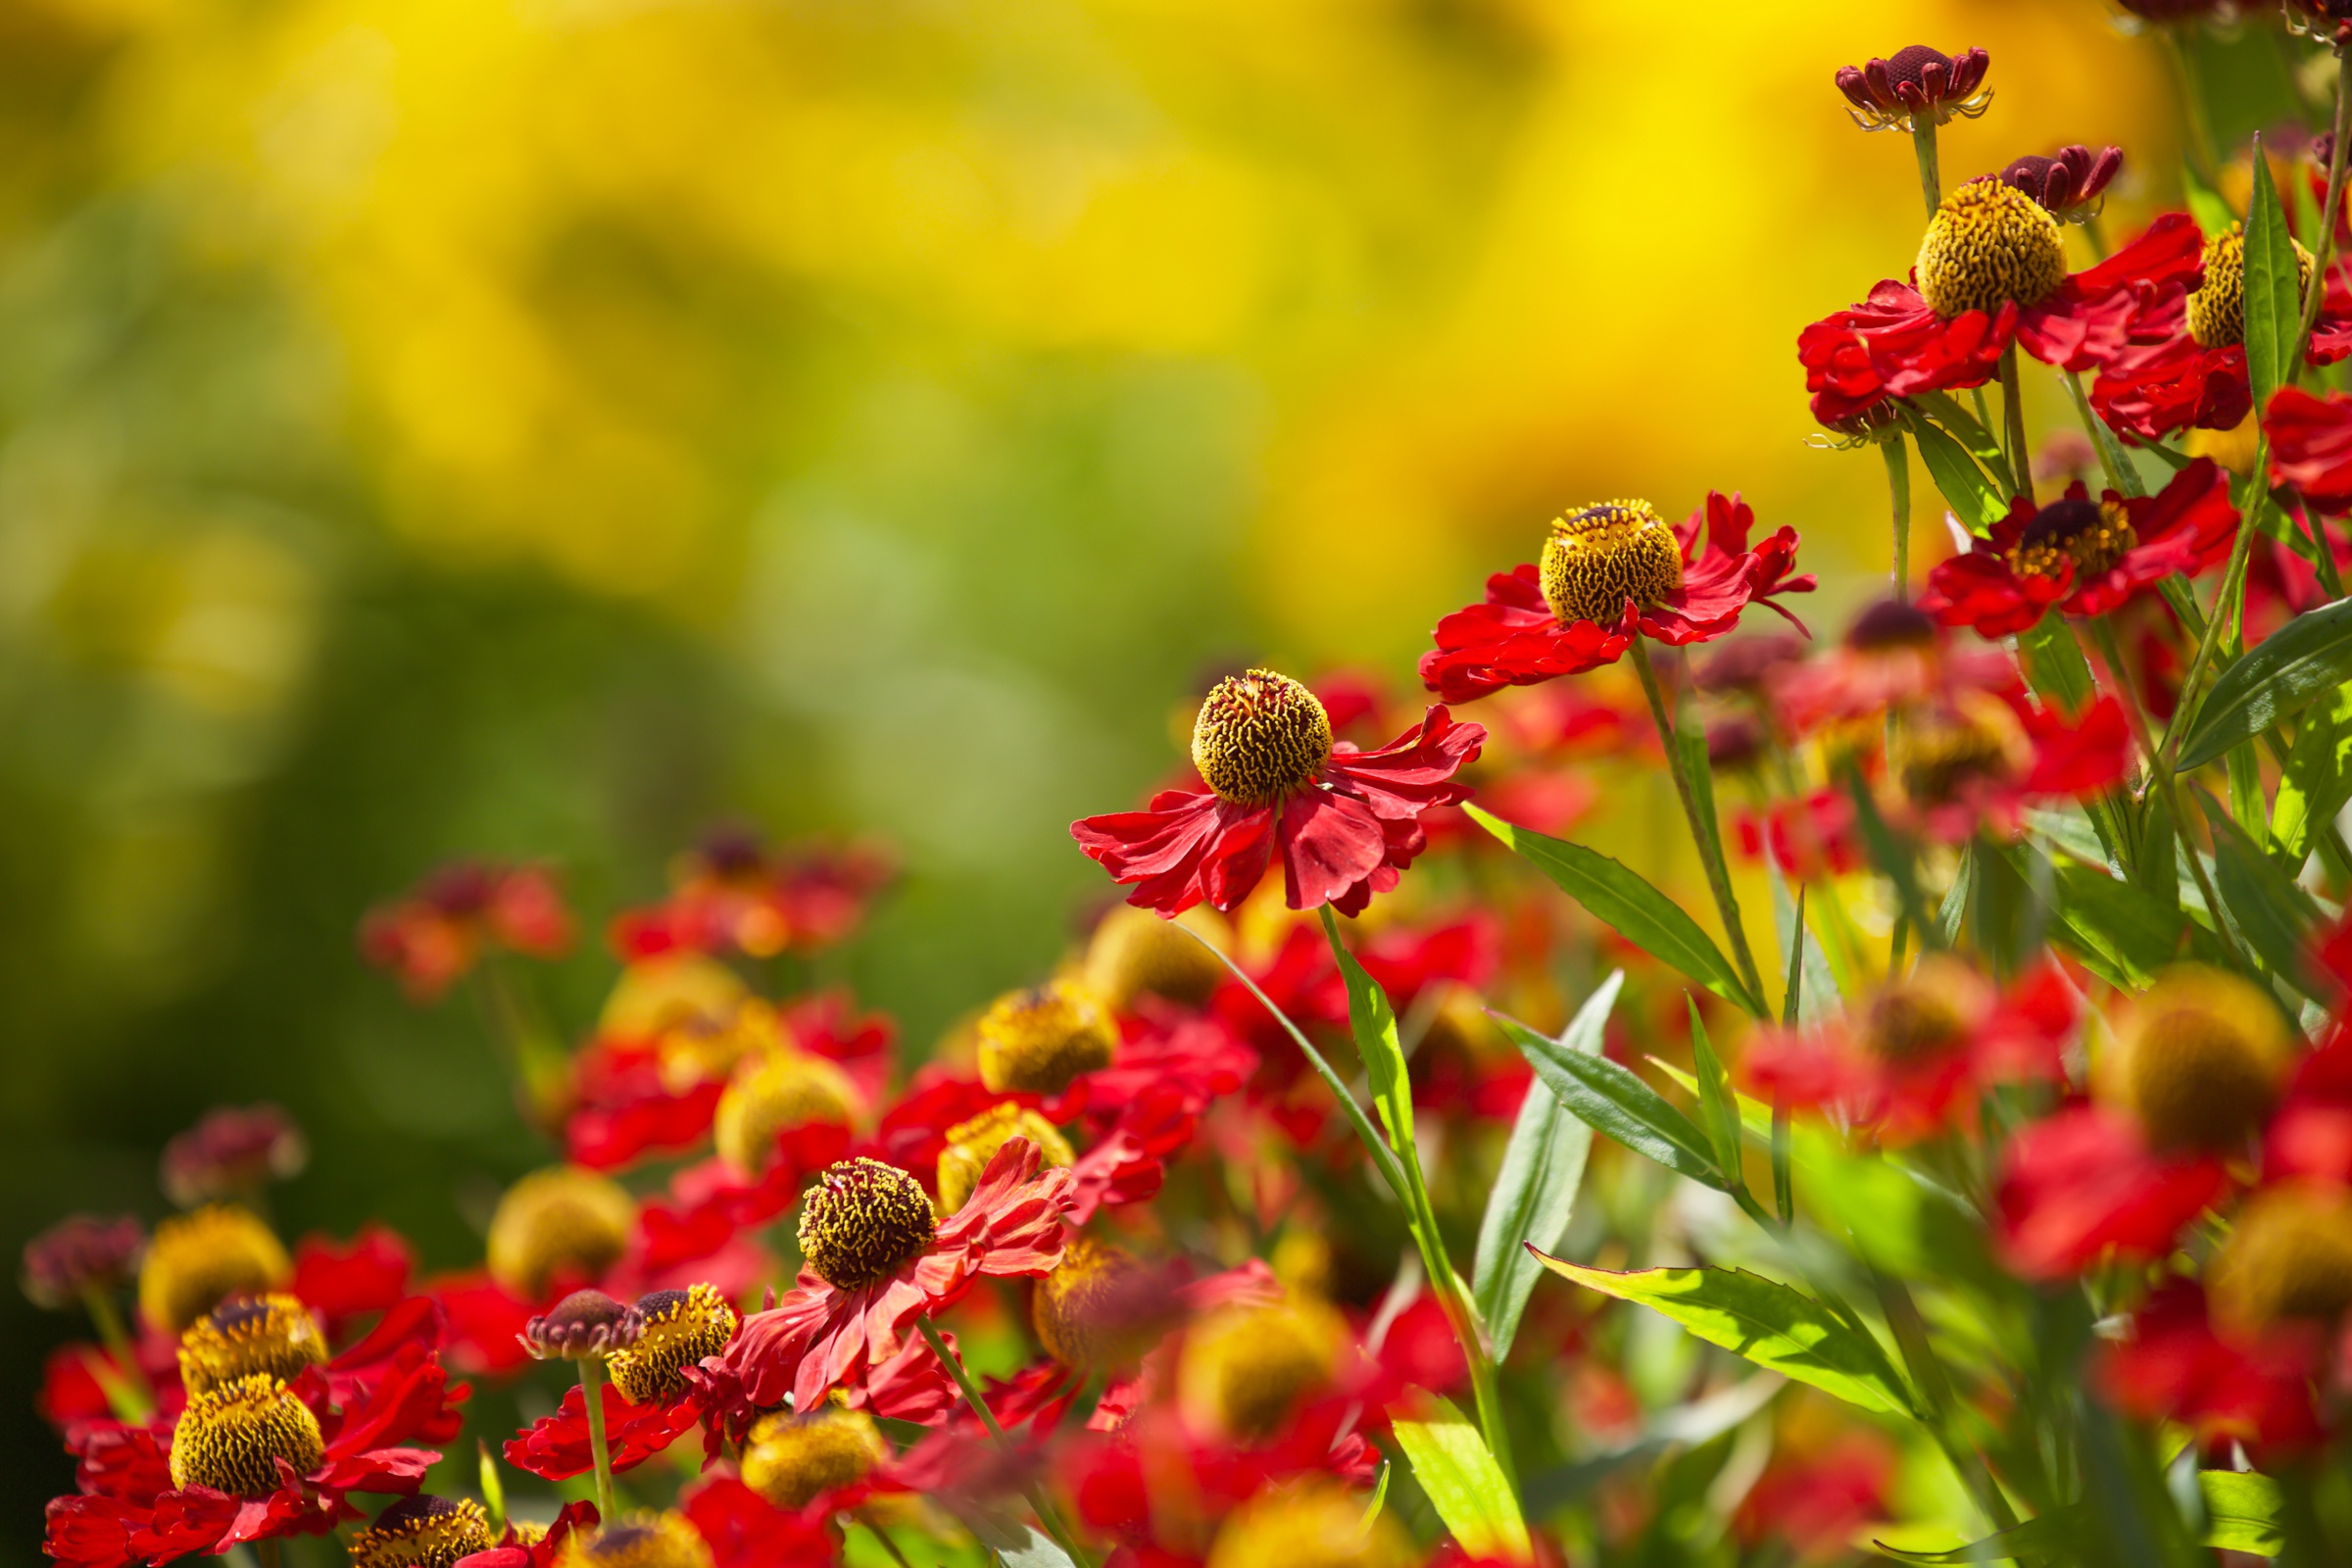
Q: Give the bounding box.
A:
[1389,1394,1534,1563]
[2045,859,2208,987]
[2182,159,2235,239]
[2016,615,2097,717]
[1467,805,1764,1016]
[2198,792,2325,997]
[2244,141,2303,414]
[1841,771,1936,945]
[1872,1510,2088,1564]
[1529,1255,1915,1417]
[1686,996,1744,1191]
[1909,390,2006,467]
[2197,1470,2283,1556]
[1473,972,1621,1359]
[2177,596,2352,770]
[1899,406,2010,532]
[2271,683,2352,868]
[1328,921,1413,1154]
[1494,1012,1724,1189]
[1769,864,1838,1026]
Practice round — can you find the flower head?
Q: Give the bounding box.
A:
[2190,222,2315,351]
[351,1495,497,1568]
[170,1373,326,1496]
[938,1103,1073,1213]
[1203,1479,1409,1568]
[2099,967,2294,1156]
[1031,1239,1174,1374]
[1072,670,1484,916]
[976,981,1117,1095]
[739,1407,888,1511]
[177,1293,328,1395]
[522,1290,644,1361]
[362,861,574,1002]
[1833,46,1991,133]
[2211,1182,2352,1343]
[557,1513,713,1568]
[139,1204,293,1336]
[1994,146,2123,225]
[1084,905,1230,1010]
[1176,1297,1348,1443]
[487,1167,636,1299]
[710,1052,862,1177]
[160,1105,308,1209]
[22,1215,145,1311]
[1916,178,2067,319]
[606,1286,738,1403]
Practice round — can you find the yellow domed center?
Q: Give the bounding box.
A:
[1033,1238,1168,1373]
[2005,497,2138,582]
[138,1204,292,1337]
[350,1496,498,1568]
[486,1166,636,1299]
[1205,1479,1410,1568]
[2213,1184,2352,1341]
[1856,958,1984,1064]
[2107,967,2291,1154]
[1915,180,2068,319]
[1538,501,1684,628]
[1176,1298,1344,1443]
[739,1407,888,1510]
[938,1102,1074,1214]
[2189,223,2316,349]
[558,1514,714,1568]
[797,1158,936,1290]
[169,1374,324,1496]
[1888,692,2030,808]
[177,1292,327,1396]
[975,980,1118,1096]
[713,1052,863,1177]
[1191,670,1334,806]
[1084,905,1230,1010]
[607,1284,739,1403]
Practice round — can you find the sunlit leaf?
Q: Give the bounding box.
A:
[2270,683,2352,869]
[1389,1394,1533,1563]
[2176,597,2352,771]
[1898,406,2009,531]
[2244,142,2301,411]
[2198,792,2325,998]
[1494,1013,1723,1189]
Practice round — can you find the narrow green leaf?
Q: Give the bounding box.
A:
[1910,390,2006,467]
[2016,615,2097,717]
[1872,1510,2087,1564]
[2197,1470,2283,1556]
[2198,792,2326,998]
[1529,1255,1915,1417]
[1468,805,1764,1016]
[1473,973,1621,1358]
[2045,859,2211,987]
[1842,771,1936,945]
[2177,597,2352,770]
[1769,864,1838,1026]
[1677,721,1730,900]
[1494,1013,1724,1188]
[2244,141,2302,412]
[1389,1394,1534,1563]
[1686,996,1745,1191]
[2182,159,2235,238]
[478,1442,509,1536]
[1359,1463,1391,1532]
[1328,922,1413,1154]
[2271,683,2352,868]
[1899,406,2010,531]
[1936,842,1972,950]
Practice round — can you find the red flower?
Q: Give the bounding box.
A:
[1887,688,2132,844]
[610,829,894,962]
[675,1476,842,1568]
[2268,383,2352,514]
[2087,286,2253,441]
[1420,494,1813,703]
[360,862,572,1003]
[2098,1281,2325,1454]
[1799,209,2202,425]
[1733,1432,1898,1562]
[451,1500,599,1568]
[1071,670,1484,917]
[1766,597,2019,739]
[716,1141,1073,1413]
[1994,1106,2231,1279]
[504,1378,709,1483]
[1833,46,1990,133]
[1733,791,1861,883]
[290,1228,415,1342]
[1919,460,2239,637]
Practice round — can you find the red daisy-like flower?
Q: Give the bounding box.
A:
[715,1140,1073,1415]
[1732,790,1862,884]
[1767,598,2020,739]
[1420,493,1813,704]
[609,827,895,962]
[1732,1432,1898,1563]
[289,1228,415,1343]
[359,861,573,1004]
[1070,669,1484,917]
[2268,383,2352,514]
[1799,198,2202,425]
[2098,1281,2327,1455]
[1883,687,2130,844]
[450,1499,600,1568]
[1994,1104,2232,1280]
[1918,459,2239,637]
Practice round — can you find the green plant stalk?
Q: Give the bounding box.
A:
[80,1288,155,1421]
[1871,1271,2027,1543]
[578,1358,617,1525]
[256,1540,280,1568]
[478,1440,509,1536]
[2293,47,2352,371]
[1909,116,1941,217]
[858,1514,921,1568]
[1999,345,2033,501]
[2085,616,2250,970]
[917,1318,1094,1566]
[2159,477,2265,764]
[1632,651,1769,1012]
[1317,907,1516,1490]
[2063,369,2143,498]
[2166,26,2220,187]
[1883,434,1913,600]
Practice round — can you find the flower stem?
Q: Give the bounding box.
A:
[80,1287,154,1421]
[1909,117,1941,217]
[577,1358,617,1524]
[1632,650,1769,1012]
[2293,47,2352,372]
[1883,434,1912,601]
[2158,475,2265,766]
[858,1513,920,1568]
[916,1319,1094,1567]
[1999,346,2033,502]
[256,1540,280,1568]
[2165,26,2220,188]
[2062,370,2142,498]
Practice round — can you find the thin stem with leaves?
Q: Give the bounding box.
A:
[1883,433,1912,601]
[2293,47,2352,371]
[916,1318,1095,1566]
[1632,650,1769,1012]
[1909,117,1941,218]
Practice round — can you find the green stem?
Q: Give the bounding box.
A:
[2294,48,2352,372]
[1633,651,1768,1011]
[1871,1271,2026,1540]
[1909,116,1941,217]
[256,1540,280,1568]
[1883,433,1912,601]
[859,1514,920,1568]
[2063,369,2143,498]
[578,1358,617,1525]
[2166,26,2220,187]
[917,1319,1093,1566]
[2159,478,2265,764]
[81,1288,155,1421]
[1999,345,2033,502]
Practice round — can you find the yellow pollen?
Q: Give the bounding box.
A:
[1032,1238,1168,1373]
[2189,223,2316,349]
[1856,956,1987,1063]
[168,1373,324,1496]
[2212,1184,2352,1341]
[607,1284,739,1403]
[1915,179,2068,318]
[938,1102,1074,1214]
[177,1292,327,1396]
[1190,669,1334,807]
[1538,500,1684,627]
[138,1204,292,1337]
[1888,691,2031,808]
[557,1513,714,1568]
[486,1166,637,1299]
[739,1407,888,1510]
[1083,905,1231,1010]
[975,980,1118,1096]
[2004,497,2139,582]
[598,955,749,1043]
[1176,1298,1346,1443]
[350,1497,498,1568]
[797,1158,937,1290]
[656,998,786,1093]
[1203,1479,1411,1568]
[2101,966,2293,1154]
[712,1051,863,1177]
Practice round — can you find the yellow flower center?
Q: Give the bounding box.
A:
[1537,501,1684,628]
[2103,966,2292,1154]
[1204,1480,1411,1568]
[739,1407,888,1510]
[598,955,749,1042]
[138,1204,292,1337]
[1915,179,2068,319]
[557,1514,714,1568]
[169,1373,324,1496]
[2004,497,2139,582]
[607,1284,740,1403]
[797,1158,937,1291]
[486,1166,637,1299]
[712,1052,863,1177]
[350,1497,498,1568]
[2188,222,2316,349]
[177,1292,327,1396]
[2213,1184,2352,1340]
[937,1102,1074,1215]
[1856,956,1985,1064]
[975,980,1118,1096]
[1083,905,1231,1011]
[1888,691,2031,808]
[1190,670,1334,806]
[1032,1238,1168,1373]
[1176,1298,1345,1443]
[656,998,785,1093]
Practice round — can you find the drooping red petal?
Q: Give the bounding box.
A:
[1994,1105,2230,1279]
[1797,280,2015,423]
[1070,791,1275,916]
[2270,384,2352,514]
[1420,566,1637,702]
[503,1380,706,1481]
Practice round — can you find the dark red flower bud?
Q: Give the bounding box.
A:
[1835,46,1992,132]
[161,1104,308,1208]
[1993,146,2123,224]
[22,1214,146,1310]
[520,1289,644,1361]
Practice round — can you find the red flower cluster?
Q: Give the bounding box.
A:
[359,861,573,1001]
